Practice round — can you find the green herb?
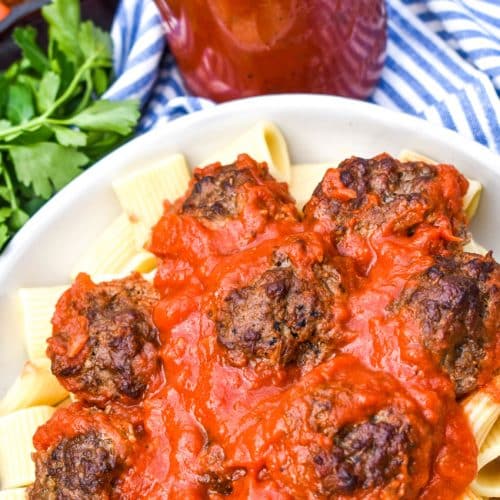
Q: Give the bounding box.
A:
[0,0,140,251]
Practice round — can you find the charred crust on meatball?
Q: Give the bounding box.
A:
[179,155,298,224]
[181,164,256,219]
[29,430,121,499]
[395,252,500,396]
[215,246,345,368]
[314,409,413,494]
[304,154,467,239]
[48,273,160,405]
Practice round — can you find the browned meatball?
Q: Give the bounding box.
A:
[237,357,433,498]
[394,252,500,397]
[30,431,118,499]
[215,235,348,368]
[29,405,136,500]
[304,154,468,247]
[48,273,160,405]
[314,409,412,493]
[182,164,255,219]
[179,154,299,224]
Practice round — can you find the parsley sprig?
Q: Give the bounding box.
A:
[0,0,140,250]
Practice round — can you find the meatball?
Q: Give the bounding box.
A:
[149,154,300,266]
[215,235,348,368]
[179,154,299,224]
[31,431,118,499]
[304,154,468,244]
[238,357,433,498]
[314,409,412,493]
[181,163,255,220]
[394,251,500,397]
[29,405,135,499]
[48,273,160,405]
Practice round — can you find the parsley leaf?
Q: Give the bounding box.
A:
[13,27,49,74]
[78,21,113,63]
[69,100,140,135]
[0,0,140,251]
[37,71,60,113]
[0,224,9,248]
[7,84,34,125]
[9,143,88,199]
[52,126,87,147]
[42,0,82,64]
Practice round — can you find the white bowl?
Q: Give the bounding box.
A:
[1,94,499,395]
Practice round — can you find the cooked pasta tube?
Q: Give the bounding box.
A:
[290,163,334,209]
[0,406,55,489]
[460,487,485,500]
[464,239,489,256]
[203,121,292,183]
[112,153,191,248]
[462,378,500,449]
[0,359,67,415]
[472,417,500,497]
[56,397,72,408]
[70,213,138,280]
[398,149,437,165]
[18,285,68,360]
[0,488,27,499]
[463,179,482,220]
[398,149,482,221]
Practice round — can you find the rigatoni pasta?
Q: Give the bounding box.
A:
[112,153,191,248]
[462,380,500,449]
[290,162,333,209]
[0,359,67,416]
[202,121,292,183]
[70,213,138,280]
[18,285,68,361]
[473,417,500,497]
[0,488,27,499]
[0,406,55,489]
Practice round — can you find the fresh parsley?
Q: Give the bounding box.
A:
[0,0,140,251]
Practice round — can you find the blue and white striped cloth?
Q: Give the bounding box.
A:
[105,0,500,153]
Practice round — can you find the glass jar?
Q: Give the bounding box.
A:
[155,0,387,102]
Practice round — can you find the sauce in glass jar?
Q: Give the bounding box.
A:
[155,0,387,102]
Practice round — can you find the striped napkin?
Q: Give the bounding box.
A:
[105,0,500,153]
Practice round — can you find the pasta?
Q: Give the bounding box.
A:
[0,406,54,489]
[463,178,482,220]
[112,153,191,248]
[461,488,485,500]
[290,163,333,209]
[473,418,500,497]
[70,213,138,279]
[0,489,27,500]
[464,239,488,256]
[0,359,67,415]
[18,285,68,361]
[202,121,292,183]
[462,379,500,449]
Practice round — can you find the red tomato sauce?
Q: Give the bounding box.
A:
[34,154,488,499]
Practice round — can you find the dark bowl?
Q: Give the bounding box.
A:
[0,0,119,69]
